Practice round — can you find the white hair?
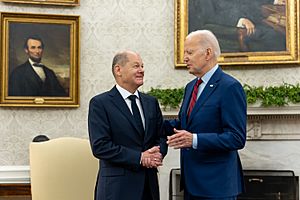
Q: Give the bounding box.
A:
[187,30,221,58]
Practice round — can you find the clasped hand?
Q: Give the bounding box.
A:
[141,146,162,168]
[167,128,193,149]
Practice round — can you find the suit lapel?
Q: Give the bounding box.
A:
[25,61,44,85]
[188,68,222,123]
[139,93,150,141]
[109,87,142,137]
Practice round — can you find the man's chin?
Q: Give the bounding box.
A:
[187,68,194,74]
[137,82,143,86]
[135,81,143,88]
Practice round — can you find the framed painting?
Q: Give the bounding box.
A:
[0,0,79,6]
[175,0,300,67]
[0,12,80,107]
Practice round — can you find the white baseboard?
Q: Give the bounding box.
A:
[0,165,30,183]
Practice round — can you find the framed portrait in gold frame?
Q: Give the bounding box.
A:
[0,12,80,107]
[0,0,79,6]
[175,0,300,67]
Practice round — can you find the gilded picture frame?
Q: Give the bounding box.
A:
[0,12,80,107]
[0,0,79,6]
[175,0,300,67]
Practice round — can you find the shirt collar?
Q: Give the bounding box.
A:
[116,84,139,100]
[200,64,218,83]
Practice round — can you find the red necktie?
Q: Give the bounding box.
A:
[187,79,202,117]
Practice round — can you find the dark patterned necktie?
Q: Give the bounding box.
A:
[187,79,203,117]
[128,95,144,135]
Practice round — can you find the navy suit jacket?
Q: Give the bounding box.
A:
[88,86,167,200]
[8,61,67,96]
[165,67,247,198]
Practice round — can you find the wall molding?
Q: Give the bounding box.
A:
[247,106,300,117]
[0,166,30,184]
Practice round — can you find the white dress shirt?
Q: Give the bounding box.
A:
[29,58,46,82]
[116,84,145,129]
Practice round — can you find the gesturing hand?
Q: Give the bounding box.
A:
[167,128,193,149]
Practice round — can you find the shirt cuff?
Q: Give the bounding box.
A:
[237,18,246,28]
[192,134,198,149]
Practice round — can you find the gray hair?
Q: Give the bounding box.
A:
[111,51,129,77]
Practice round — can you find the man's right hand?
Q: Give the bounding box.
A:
[141,146,163,168]
[241,18,256,36]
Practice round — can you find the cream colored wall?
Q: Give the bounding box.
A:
[0,1,300,198]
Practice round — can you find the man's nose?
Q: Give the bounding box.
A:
[138,66,144,71]
[183,56,188,63]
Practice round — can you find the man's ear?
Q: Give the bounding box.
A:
[205,48,213,61]
[24,48,29,54]
[114,65,122,77]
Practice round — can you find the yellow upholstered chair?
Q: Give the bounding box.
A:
[29,137,98,200]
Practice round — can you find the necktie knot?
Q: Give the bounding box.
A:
[33,63,44,67]
[195,78,203,87]
[128,95,137,102]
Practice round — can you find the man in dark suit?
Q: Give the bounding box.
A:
[165,30,247,200]
[8,35,67,96]
[88,50,167,200]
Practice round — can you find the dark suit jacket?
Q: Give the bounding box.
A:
[8,61,67,96]
[88,86,167,200]
[165,67,247,198]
